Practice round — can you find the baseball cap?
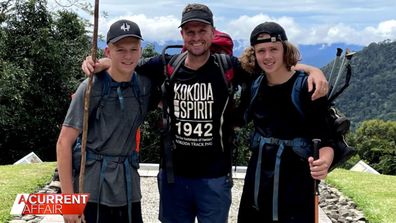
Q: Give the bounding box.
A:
[179,3,214,27]
[106,19,143,44]
[250,22,288,46]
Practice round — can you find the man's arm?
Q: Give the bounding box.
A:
[293,64,329,100]
[81,56,165,81]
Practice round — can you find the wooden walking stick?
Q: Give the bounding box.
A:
[312,139,321,223]
[79,0,100,196]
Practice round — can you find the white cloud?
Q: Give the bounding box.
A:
[365,20,396,40]
[99,14,181,44]
[225,16,396,46]
[50,0,396,46]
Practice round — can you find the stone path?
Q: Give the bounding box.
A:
[12,164,369,223]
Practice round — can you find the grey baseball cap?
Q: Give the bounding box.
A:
[106,19,143,44]
[179,3,214,27]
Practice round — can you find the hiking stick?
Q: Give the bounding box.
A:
[329,49,356,100]
[312,139,321,223]
[328,48,343,87]
[329,49,346,99]
[328,50,356,102]
[79,0,100,194]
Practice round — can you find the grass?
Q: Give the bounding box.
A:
[0,162,56,223]
[326,169,396,223]
[0,163,395,223]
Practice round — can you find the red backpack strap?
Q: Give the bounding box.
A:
[135,127,141,153]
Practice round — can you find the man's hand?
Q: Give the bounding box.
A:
[293,64,329,100]
[307,69,329,100]
[308,146,334,180]
[81,56,111,77]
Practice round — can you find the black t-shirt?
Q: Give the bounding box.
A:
[137,54,250,178]
[251,71,331,141]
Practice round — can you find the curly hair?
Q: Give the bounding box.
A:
[239,46,257,74]
[239,41,301,74]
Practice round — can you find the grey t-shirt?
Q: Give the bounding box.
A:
[63,71,151,206]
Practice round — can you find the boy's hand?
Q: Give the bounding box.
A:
[308,146,334,180]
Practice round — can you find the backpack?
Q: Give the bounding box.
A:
[211,29,234,55]
[160,29,236,183]
[72,72,142,175]
[246,72,356,170]
[71,72,143,223]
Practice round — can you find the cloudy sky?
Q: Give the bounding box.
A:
[50,0,396,47]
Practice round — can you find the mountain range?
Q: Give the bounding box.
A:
[323,40,396,127]
[98,39,364,68]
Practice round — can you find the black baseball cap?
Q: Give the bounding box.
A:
[179,3,214,27]
[106,19,143,44]
[250,22,288,46]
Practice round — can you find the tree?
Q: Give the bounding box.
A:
[352,119,396,175]
[142,43,159,58]
[0,0,91,164]
[139,43,161,163]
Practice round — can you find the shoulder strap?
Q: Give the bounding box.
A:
[96,72,140,118]
[291,72,308,118]
[131,73,142,115]
[94,72,112,120]
[166,52,188,80]
[244,74,265,123]
[250,74,265,106]
[245,73,307,122]
[100,72,112,98]
[213,53,234,95]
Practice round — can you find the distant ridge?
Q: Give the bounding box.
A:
[98,39,364,68]
[322,40,396,127]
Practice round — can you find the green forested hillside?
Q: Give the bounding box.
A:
[323,40,396,128]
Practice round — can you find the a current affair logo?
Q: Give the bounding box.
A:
[10,193,89,215]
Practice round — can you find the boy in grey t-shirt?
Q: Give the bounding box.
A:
[56,19,152,223]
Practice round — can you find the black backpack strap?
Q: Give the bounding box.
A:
[244,74,265,123]
[161,53,188,184]
[213,53,236,183]
[95,72,111,120]
[131,73,142,115]
[291,72,308,118]
[213,53,234,95]
[168,52,188,80]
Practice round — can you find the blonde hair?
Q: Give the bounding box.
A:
[239,41,301,74]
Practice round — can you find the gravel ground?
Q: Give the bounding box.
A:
[140,177,243,223]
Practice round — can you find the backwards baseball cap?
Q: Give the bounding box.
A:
[250,22,288,46]
[106,19,143,44]
[179,3,214,27]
